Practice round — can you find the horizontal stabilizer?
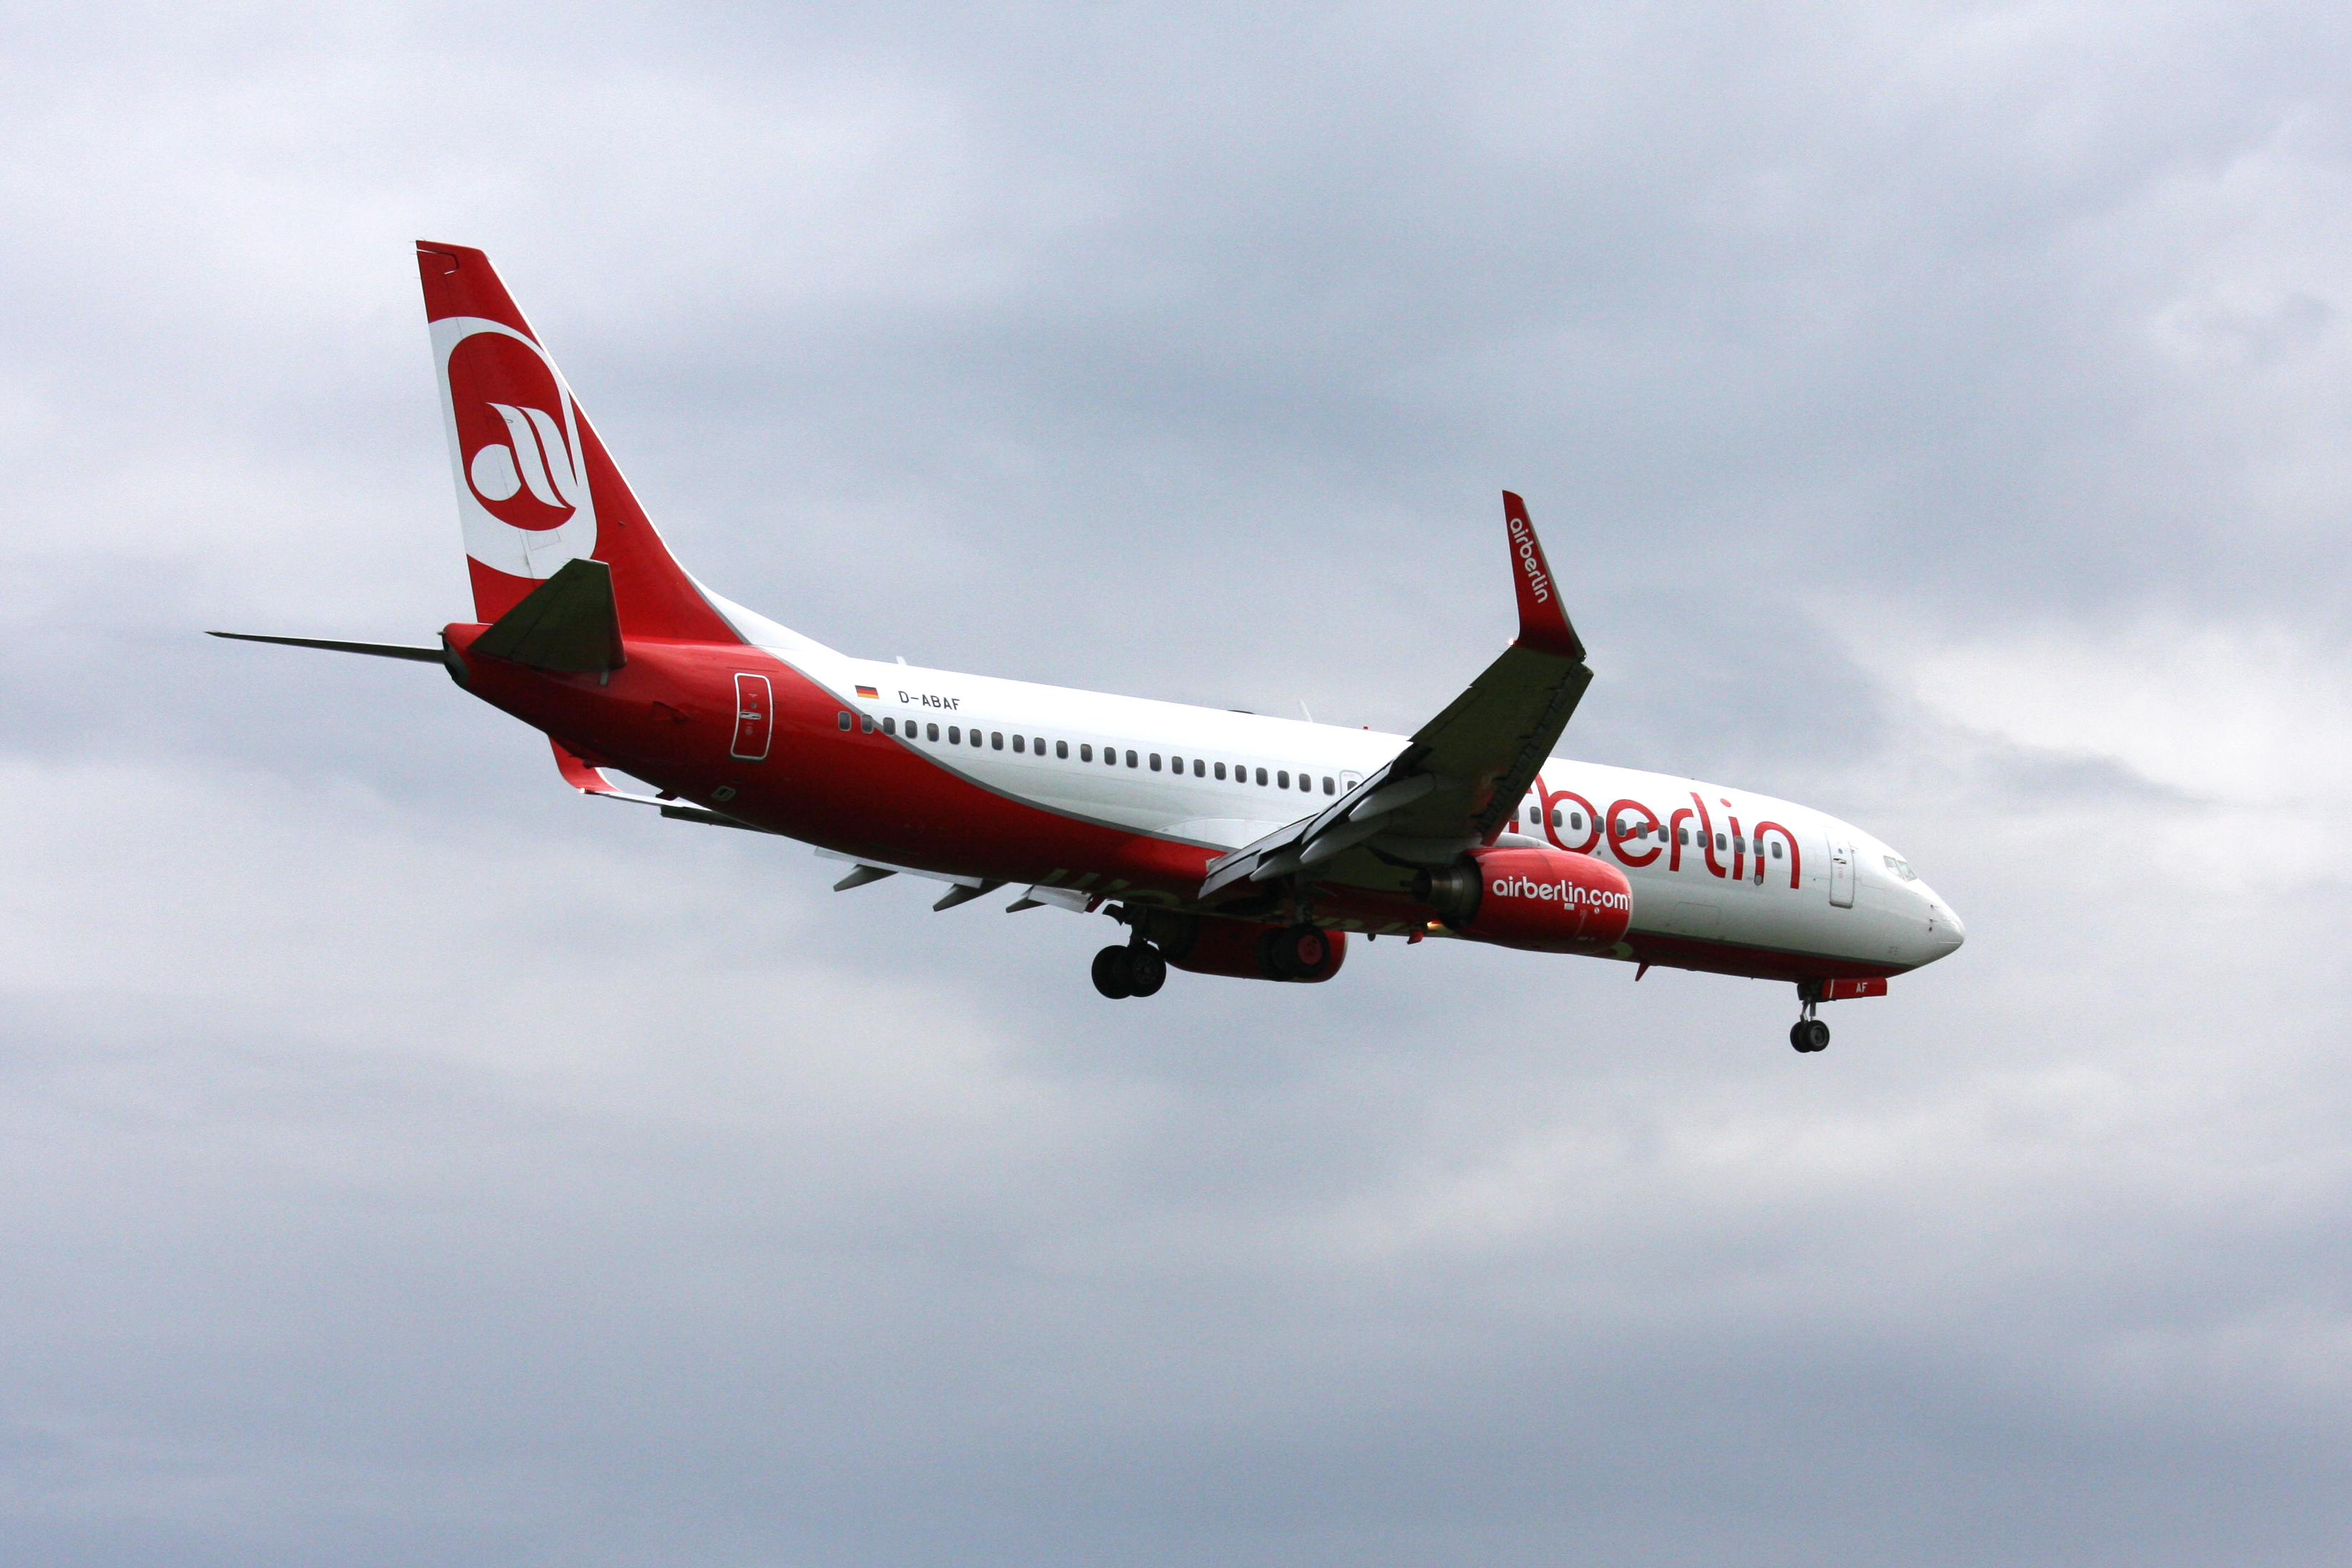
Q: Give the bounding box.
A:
[470,557,625,673]
[209,631,446,663]
[659,803,765,832]
[550,736,621,794]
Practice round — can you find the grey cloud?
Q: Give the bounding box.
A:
[4,1,2352,1562]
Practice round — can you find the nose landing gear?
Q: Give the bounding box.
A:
[1790,980,1830,1052]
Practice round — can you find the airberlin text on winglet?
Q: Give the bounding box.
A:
[1508,512,1552,604]
[1502,489,1582,659]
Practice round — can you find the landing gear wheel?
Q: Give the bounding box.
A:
[1091,945,1135,999]
[1127,944,1167,997]
[1790,1018,1830,1053]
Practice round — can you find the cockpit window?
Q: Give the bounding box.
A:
[1884,855,1917,881]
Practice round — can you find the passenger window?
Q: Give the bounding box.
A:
[882,716,896,736]
[1734,835,1745,853]
[1079,743,1092,762]
[1677,827,1688,845]
[1033,737,1043,754]
[1013,735,1026,753]
[1193,758,1205,777]
[1171,755,1183,772]
[1770,842,1783,859]
[1323,776,1335,794]
[837,711,851,730]
[1277,770,1290,789]
[991,731,1004,750]
[1716,832,1727,851]
[1125,750,1138,768]
[1214,762,1227,780]
[927,723,939,742]
[1150,753,1162,771]
[1255,768,1267,785]
[1057,741,1068,759]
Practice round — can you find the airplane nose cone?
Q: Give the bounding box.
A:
[1929,900,1965,956]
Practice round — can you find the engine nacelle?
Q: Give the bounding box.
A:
[1143,911,1347,983]
[1413,845,1633,951]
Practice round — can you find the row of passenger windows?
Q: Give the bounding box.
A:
[1518,802,1785,859]
[840,711,1340,793]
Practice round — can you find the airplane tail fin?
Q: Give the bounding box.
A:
[416,242,740,643]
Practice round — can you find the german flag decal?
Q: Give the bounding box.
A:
[855,685,879,698]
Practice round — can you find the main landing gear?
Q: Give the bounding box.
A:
[1093,912,1169,1000]
[1790,981,1830,1053]
[1091,939,1167,999]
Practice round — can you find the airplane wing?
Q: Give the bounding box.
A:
[1200,492,1592,902]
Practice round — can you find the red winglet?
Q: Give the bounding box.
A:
[1502,491,1583,659]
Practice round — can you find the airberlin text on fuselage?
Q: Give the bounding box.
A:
[1529,778,1805,889]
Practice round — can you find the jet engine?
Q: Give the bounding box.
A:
[1412,845,1633,951]
[1143,911,1347,983]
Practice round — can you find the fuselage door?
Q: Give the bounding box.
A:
[731,673,773,761]
[1828,839,1855,908]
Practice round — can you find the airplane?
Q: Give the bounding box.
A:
[214,242,1964,1053]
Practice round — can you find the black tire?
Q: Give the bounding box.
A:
[1128,945,1167,996]
[1795,1018,1830,1053]
[1789,1021,1808,1053]
[1091,945,1135,999]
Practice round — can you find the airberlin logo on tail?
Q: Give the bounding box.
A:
[1507,515,1552,604]
[432,315,598,579]
[470,401,586,516]
[1491,874,1628,913]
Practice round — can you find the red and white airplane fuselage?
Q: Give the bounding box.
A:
[221,244,1964,1051]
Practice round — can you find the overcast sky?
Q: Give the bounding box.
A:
[4,1,2351,1563]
